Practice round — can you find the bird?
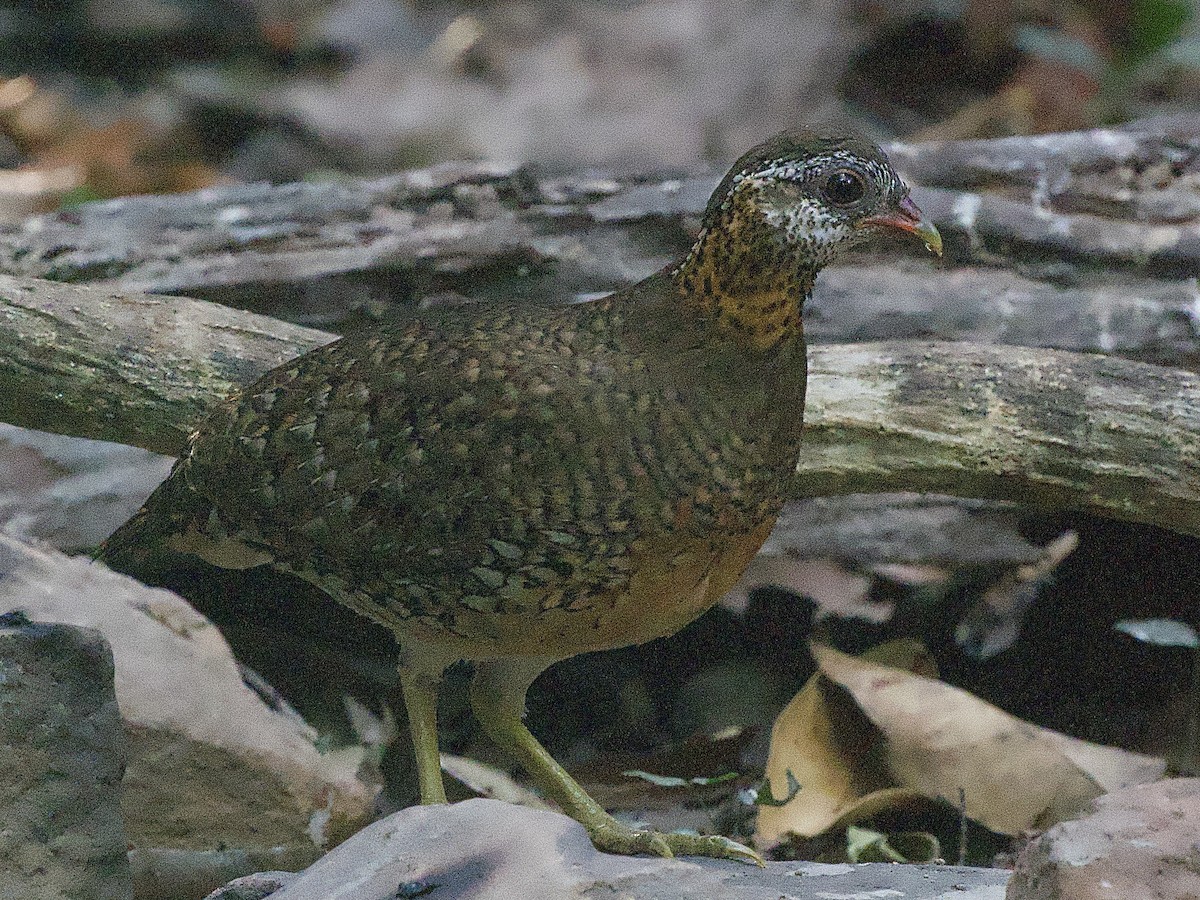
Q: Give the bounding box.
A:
[100,127,941,864]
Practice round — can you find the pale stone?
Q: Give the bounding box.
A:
[1009,778,1200,900]
[214,798,1009,900]
[0,534,375,856]
[0,617,132,900]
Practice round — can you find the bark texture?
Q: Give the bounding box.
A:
[0,273,1194,537]
[0,115,1195,361]
[800,342,1200,538]
[2,115,1195,296]
[0,116,1197,538]
[0,275,332,455]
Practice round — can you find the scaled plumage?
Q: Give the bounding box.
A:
[102,129,940,863]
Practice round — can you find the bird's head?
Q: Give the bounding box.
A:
[671,128,940,348]
[700,129,942,268]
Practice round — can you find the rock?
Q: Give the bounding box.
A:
[130,851,306,900]
[212,798,1009,900]
[203,872,296,900]
[0,423,172,552]
[0,533,376,861]
[0,614,133,900]
[1008,778,1200,899]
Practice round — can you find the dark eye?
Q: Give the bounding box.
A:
[823,169,866,206]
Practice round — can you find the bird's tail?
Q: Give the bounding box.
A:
[95,462,203,575]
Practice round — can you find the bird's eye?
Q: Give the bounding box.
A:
[823,169,866,206]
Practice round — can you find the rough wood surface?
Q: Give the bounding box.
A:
[1,116,1198,541]
[800,342,1200,538]
[0,275,333,455]
[0,275,1194,539]
[0,115,1196,365]
[810,262,1200,368]
[3,115,1195,290]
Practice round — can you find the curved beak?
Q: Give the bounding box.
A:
[859,195,942,257]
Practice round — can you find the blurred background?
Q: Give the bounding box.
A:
[0,0,1196,217]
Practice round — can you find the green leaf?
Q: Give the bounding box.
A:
[623,770,688,788]
[622,769,740,788]
[1128,0,1193,64]
[690,771,739,786]
[750,768,802,807]
[57,185,104,210]
[846,825,940,863]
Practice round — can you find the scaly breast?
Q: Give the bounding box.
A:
[406,517,780,660]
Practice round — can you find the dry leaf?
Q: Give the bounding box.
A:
[722,554,881,621]
[755,640,933,845]
[0,165,84,223]
[758,639,1164,845]
[813,643,1165,835]
[1046,730,1167,794]
[0,75,224,204]
[955,530,1079,659]
[440,753,551,809]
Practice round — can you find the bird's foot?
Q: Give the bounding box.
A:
[588,819,764,866]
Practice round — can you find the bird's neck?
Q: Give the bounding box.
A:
[668,207,815,350]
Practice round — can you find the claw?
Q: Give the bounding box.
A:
[589,821,763,866]
[709,835,765,867]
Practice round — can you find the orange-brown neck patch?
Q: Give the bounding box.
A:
[670,199,814,349]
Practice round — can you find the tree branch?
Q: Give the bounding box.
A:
[0,275,332,455]
[2,276,1195,538]
[1,115,1191,292]
[1,116,1196,367]
[2,117,1198,539]
[800,342,1200,538]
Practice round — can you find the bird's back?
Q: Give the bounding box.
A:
[97,127,943,866]
[103,278,807,659]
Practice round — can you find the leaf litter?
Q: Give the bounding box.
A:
[757,639,1165,846]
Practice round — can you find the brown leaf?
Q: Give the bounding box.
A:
[755,640,933,845]
[813,643,1165,835]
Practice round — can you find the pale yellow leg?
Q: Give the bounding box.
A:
[469,658,762,865]
[399,668,447,804]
